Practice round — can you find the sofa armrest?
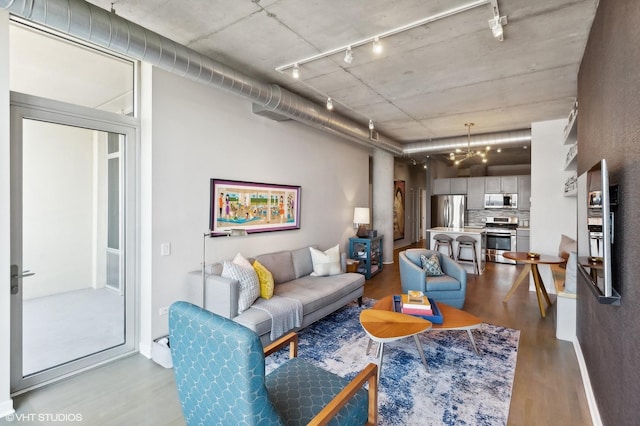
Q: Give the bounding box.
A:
[202,274,240,319]
[399,252,427,293]
[440,256,467,291]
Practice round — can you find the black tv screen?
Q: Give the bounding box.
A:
[577,159,613,297]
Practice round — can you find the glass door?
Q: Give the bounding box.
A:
[10,94,137,393]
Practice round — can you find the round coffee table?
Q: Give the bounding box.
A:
[371,295,483,354]
[359,309,431,384]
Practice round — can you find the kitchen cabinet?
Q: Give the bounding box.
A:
[450,178,468,194]
[516,229,530,252]
[517,175,531,210]
[433,178,467,195]
[484,176,517,193]
[467,177,485,210]
[432,178,451,195]
[348,235,383,279]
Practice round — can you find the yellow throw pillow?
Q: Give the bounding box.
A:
[253,259,274,299]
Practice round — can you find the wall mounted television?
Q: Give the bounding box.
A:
[576,158,619,302]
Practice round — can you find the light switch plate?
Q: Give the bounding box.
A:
[160,243,171,256]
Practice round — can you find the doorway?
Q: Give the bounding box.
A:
[10,93,138,393]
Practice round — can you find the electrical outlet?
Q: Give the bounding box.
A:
[159,306,169,316]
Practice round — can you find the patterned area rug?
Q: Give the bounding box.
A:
[265,298,519,425]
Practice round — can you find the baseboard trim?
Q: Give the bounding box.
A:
[0,399,15,419]
[139,341,152,359]
[573,338,602,426]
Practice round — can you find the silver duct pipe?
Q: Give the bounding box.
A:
[0,0,403,155]
[402,129,531,155]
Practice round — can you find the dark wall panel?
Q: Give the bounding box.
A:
[577,1,640,425]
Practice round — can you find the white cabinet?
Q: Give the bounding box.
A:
[450,178,468,194]
[516,228,530,252]
[433,178,467,195]
[467,177,485,210]
[432,178,451,195]
[518,175,531,210]
[485,176,517,193]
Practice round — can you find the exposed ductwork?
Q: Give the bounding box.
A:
[0,0,404,155]
[1,0,533,161]
[402,129,531,156]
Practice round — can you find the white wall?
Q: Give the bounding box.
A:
[0,9,13,419]
[148,68,371,338]
[531,119,577,288]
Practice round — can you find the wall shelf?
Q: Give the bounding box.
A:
[563,100,578,145]
[564,143,577,170]
[578,264,621,305]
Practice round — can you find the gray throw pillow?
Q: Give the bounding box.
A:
[420,253,444,277]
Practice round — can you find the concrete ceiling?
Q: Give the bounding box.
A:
[84,0,598,165]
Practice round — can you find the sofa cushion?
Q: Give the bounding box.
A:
[233,252,253,269]
[274,274,363,315]
[425,275,461,292]
[255,251,296,284]
[253,259,275,299]
[222,261,260,313]
[292,245,316,278]
[309,245,341,276]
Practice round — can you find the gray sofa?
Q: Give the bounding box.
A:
[399,248,467,309]
[191,245,365,346]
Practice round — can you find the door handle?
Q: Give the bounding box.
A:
[10,264,35,295]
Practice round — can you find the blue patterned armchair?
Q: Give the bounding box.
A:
[169,301,378,425]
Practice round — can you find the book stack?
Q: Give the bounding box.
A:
[401,291,433,316]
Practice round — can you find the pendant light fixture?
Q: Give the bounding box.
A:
[449,123,490,165]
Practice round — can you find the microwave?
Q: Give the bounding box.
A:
[484,193,518,209]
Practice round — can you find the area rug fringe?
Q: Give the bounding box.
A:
[265,298,519,426]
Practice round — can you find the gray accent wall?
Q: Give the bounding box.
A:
[577,1,640,424]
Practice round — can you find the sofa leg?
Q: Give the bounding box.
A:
[358,296,363,306]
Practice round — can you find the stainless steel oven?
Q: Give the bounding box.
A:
[484,217,518,264]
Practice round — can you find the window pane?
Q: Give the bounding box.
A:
[9,23,135,116]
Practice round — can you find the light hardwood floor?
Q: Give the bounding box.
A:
[2,242,592,425]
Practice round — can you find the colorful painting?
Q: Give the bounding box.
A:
[209,179,301,236]
[394,180,405,240]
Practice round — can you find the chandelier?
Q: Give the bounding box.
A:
[449,123,490,165]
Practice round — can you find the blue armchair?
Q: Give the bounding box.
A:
[169,301,378,425]
[399,249,467,309]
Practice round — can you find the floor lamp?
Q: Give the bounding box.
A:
[202,228,247,308]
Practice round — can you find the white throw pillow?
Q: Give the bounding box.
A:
[222,261,260,313]
[309,244,341,276]
[233,252,253,269]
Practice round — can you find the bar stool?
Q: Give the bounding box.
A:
[433,234,454,258]
[456,235,479,276]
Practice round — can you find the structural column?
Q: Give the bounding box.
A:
[372,148,394,264]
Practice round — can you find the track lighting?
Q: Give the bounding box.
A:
[369,120,375,130]
[344,47,354,64]
[292,63,299,79]
[326,97,334,110]
[372,37,383,54]
[488,0,507,41]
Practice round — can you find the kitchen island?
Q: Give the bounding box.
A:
[427,227,486,275]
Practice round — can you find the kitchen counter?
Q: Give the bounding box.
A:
[427,228,486,275]
[428,227,486,234]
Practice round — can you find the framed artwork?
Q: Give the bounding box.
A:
[209,179,301,236]
[393,180,405,241]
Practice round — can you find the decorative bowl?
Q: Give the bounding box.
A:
[527,252,540,259]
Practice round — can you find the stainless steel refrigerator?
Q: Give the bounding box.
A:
[431,195,466,228]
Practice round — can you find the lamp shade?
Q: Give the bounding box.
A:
[353,207,370,224]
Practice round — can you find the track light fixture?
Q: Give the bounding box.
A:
[344,46,354,64]
[488,0,507,41]
[292,63,299,79]
[369,120,375,130]
[372,37,383,54]
[326,97,334,110]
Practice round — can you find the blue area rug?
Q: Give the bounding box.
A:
[265,298,519,425]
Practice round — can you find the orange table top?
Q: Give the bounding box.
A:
[372,295,482,331]
[359,309,431,340]
[503,251,564,265]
